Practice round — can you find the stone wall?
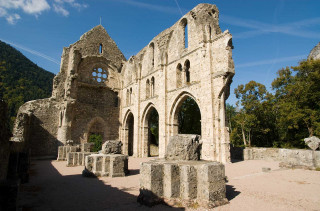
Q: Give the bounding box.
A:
[11,4,234,162]
[120,3,234,163]
[244,147,320,168]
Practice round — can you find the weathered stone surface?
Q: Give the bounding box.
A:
[57,145,80,161]
[308,42,320,60]
[244,147,320,168]
[11,3,234,163]
[165,135,201,161]
[304,136,320,151]
[83,154,128,177]
[139,159,228,208]
[67,152,92,166]
[101,140,122,154]
[81,143,94,152]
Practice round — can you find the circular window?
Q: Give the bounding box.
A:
[92,67,108,83]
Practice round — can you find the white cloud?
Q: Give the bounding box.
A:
[0,0,87,24]
[53,0,87,16]
[53,4,69,16]
[22,0,50,15]
[0,0,50,15]
[0,0,50,24]
[6,13,20,24]
[0,7,7,17]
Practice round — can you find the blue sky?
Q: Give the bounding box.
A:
[0,0,319,105]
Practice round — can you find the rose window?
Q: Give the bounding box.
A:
[92,67,107,83]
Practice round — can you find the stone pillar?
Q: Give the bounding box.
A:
[163,163,180,198]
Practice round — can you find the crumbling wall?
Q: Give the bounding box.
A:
[244,147,320,168]
[120,3,234,163]
[12,99,60,157]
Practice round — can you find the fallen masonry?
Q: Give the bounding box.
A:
[82,140,128,177]
[138,134,228,208]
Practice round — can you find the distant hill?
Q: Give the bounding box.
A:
[0,40,55,129]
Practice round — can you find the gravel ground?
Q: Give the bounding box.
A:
[18,157,320,211]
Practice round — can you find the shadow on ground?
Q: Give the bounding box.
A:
[226,185,241,201]
[18,160,182,211]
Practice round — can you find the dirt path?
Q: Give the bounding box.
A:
[19,158,320,210]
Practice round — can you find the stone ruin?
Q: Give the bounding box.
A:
[82,140,128,177]
[10,3,234,164]
[138,135,228,208]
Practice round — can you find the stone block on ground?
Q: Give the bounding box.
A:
[165,134,202,161]
[139,159,228,208]
[83,154,128,177]
[101,140,122,154]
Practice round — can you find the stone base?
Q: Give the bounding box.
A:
[57,146,79,161]
[67,152,93,166]
[83,154,128,177]
[139,159,228,208]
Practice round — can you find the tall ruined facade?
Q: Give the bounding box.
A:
[12,4,234,163]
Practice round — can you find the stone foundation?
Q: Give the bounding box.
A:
[83,154,128,177]
[139,159,228,208]
[57,145,80,161]
[244,147,320,169]
[67,152,93,166]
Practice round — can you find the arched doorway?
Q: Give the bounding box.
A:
[142,105,159,157]
[169,93,201,136]
[124,112,134,156]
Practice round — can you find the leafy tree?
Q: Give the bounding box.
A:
[88,134,103,152]
[272,59,320,147]
[233,81,276,147]
[0,40,54,130]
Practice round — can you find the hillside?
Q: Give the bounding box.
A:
[0,40,55,129]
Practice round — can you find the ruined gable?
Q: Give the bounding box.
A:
[12,4,234,163]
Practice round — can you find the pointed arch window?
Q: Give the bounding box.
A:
[180,18,188,49]
[176,63,182,88]
[149,42,155,67]
[99,44,103,54]
[151,77,155,97]
[146,79,150,99]
[184,60,190,83]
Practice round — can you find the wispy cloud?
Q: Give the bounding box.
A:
[237,54,307,68]
[110,0,185,15]
[221,15,320,39]
[0,0,88,23]
[1,38,60,65]
[53,0,88,17]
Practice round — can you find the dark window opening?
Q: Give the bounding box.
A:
[178,97,201,135]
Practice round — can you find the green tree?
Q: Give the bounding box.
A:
[272,59,320,147]
[233,81,276,147]
[88,134,103,152]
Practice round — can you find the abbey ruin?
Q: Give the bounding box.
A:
[11,3,234,163]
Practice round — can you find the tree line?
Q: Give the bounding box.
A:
[227,59,320,148]
[0,40,54,130]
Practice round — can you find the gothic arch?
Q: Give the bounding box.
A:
[141,103,159,157]
[168,91,201,136]
[83,116,106,143]
[123,110,134,156]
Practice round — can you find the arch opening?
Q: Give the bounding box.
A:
[87,119,105,152]
[124,112,134,156]
[142,106,159,157]
[172,96,201,136]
